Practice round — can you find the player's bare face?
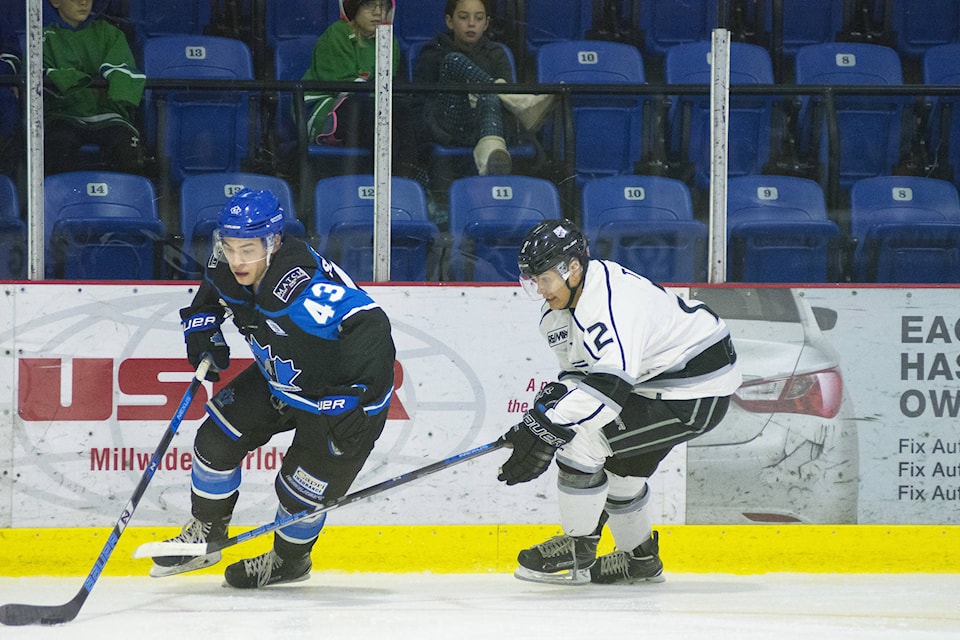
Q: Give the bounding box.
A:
[446,0,490,49]
[531,268,574,310]
[221,236,269,287]
[51,0,92,28]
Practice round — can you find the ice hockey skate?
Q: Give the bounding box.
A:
[150,516,229,578]
[590,531,665,584]
[514,533,599,585]
[224,548,312,589]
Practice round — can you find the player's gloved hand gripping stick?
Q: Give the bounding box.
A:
[134,437,508,561]
[0,356,214,627]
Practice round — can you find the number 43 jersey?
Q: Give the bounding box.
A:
[537,260,741,431]
[192,238,396,416]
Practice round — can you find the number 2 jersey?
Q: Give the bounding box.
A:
[186,238,396,416]
[537,259,742,433]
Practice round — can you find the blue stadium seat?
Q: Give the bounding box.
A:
[179,172,305,278]
[889,0,960,60]
[849,176,960,283]
[447,175,560,281]
[726,175,841,282]
[636,0,719,58]
[127,0,212,48]
[0,13,20,144]
[142,36,256,188]
[922,44,960,189]
[664,40,775,188]
[794,42,906,204]
[0,173,24,279]
[273,36,372,180]
[520,0,594,67]
[314,175,438,281]
[536,40,646,184]
[264,0,337,53]
[43,171,166,280]
[765,0,844,57]
[581,175,707,283]
[393,0,447,60]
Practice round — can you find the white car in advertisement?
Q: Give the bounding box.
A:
[686,287,858,524]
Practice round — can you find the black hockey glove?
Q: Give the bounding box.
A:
[497,406,575,486]
[534,381,569,409]
[180,308,229,381]
[328,407,368,458]
[231,302,261,336]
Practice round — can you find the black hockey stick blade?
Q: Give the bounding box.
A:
[0,357,212,626]
[136,436,508,560]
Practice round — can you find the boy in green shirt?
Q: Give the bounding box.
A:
[43,0,145,175]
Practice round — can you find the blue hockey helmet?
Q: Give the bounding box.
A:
[217,189,285,239]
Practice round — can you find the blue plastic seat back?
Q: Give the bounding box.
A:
[522,0,594,59]
[795,43,905,193]
[0,173,24,278]
[637,0,719,57]
[393,0,447,59]
[179,172,303,277]
[265,0,337,51]
[536,40,646,181]
[850,176,960,283]
[923,44,960,189]
[142,36,255,185]
[726,175,840,282]
[665,40,775,187]
[763,0,844,57]
[43,171,165,280]
[314,175,437,281]
[448,175,561,281]
[581,175,706,283]
[127,0,212,47]
[890,0,960,59]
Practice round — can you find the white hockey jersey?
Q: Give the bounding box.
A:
[538,259,742,434]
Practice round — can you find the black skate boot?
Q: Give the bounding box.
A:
[514,533,599,585]
[223,549,312,589]
[590,531,665,584]
[151,516,229,578]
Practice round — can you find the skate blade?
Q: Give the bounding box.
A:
[513,566,591,585]
[149,552,222,578]
[223,570,312,589]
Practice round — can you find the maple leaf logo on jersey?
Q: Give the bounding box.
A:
[248,336,303,393]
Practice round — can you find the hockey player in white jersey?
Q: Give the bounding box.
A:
[497,219,742,585]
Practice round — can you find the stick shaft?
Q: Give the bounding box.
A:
[0,358,211,626]
[138,437,507,559]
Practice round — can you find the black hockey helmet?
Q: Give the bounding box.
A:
[517,219,588,278]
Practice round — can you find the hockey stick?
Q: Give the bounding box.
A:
[0,356,213,627]
[133,436,508,560]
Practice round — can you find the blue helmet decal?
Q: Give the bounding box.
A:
[217,189,285,238]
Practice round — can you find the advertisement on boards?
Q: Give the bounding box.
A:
[1,283,958,528]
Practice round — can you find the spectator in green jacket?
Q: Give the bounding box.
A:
[43,0,145,175]
[0,14,21,171]
[302,0,424,182]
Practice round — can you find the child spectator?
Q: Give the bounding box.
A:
[303,0,424,182]
[43,0,145,175]
[413,0,555,175]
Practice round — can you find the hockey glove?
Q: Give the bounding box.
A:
[497,406,575,486]
[180,309,230,381]
[534,381,570,409]
[328,407,368,458]
[231,303,261,336]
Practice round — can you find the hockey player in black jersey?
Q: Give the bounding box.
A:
[152,188,396,588]
[497,219,742,585]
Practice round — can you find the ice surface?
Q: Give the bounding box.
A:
[1,572,959,638]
